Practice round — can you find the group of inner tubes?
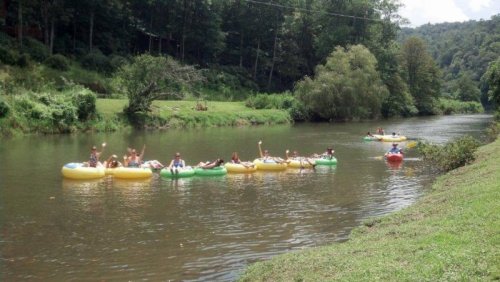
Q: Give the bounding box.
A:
[85,141,337,170]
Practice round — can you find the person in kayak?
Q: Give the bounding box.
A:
[366,131,375,137]
[386,143,403,155]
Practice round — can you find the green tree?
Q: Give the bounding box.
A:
[401,37,442,114]
[482,58,500,111]
[118,54,203,114]
[455,73,481,102]
[295,44,388,120]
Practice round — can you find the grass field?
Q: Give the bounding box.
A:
[96,99,291,128]
[239,137,500,281]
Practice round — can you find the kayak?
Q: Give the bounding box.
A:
[314,157,338,166]
[112,167,153,179]
[386,153,404,162]
[373,134,407,142]
[225,163,257,173]
[253,159,288,171]
[287,159,315,169]
[61,163,105,180]
[194,166,227,176]
[160,167,195,178]
[363,136,381,141]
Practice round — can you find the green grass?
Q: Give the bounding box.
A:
[239,137,500,281]
[96,99,291,128]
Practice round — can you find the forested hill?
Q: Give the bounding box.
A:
[399,15,500,107]
[1,0,403,92]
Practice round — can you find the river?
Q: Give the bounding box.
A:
[0,114,492,281]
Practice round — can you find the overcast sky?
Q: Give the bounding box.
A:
[399,0,500,27]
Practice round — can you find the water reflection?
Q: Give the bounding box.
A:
[0,115,492,281]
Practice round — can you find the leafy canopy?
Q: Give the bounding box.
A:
[295,44,389,120]
[117,54,203,114]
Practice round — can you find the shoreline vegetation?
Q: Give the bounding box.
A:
[238,136,500,281]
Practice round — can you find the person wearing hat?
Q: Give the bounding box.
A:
[168,152,186,174]
[88,144,105,167]
[386,143,403,155]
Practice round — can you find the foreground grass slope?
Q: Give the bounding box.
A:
[240,138,500,281]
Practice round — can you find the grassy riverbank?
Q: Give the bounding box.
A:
[97,99,291,129]
[240,137,500,281]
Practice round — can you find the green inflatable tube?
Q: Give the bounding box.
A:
[194,166,227,176]
[315,157,338,166]
[160,167,195,178]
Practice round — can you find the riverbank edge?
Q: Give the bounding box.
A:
[0,99,292,137]
[239,137,500,281]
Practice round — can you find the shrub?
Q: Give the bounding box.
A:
[245,93,309,121]
[417,136,480,172]
[0,46,19,65]
[81,50,113,74]
[21,37,49,62]
[109,55,128,71]
[0,99,10,118]
[44,54,70,71]
[437,98,483,114]
[0,32,15,47]
[72,89,97,120]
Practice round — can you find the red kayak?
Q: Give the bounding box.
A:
[385,153,404,162]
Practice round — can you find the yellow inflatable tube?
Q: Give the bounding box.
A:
[112,167,153,179]
[287,159,315,169]
[373,134,407,142]
[61,163,105,180]
[225,162,257,173]
[253,159,287,171]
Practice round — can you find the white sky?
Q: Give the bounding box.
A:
[399,0,500,27]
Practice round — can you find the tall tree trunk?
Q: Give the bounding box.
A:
[158,36,162,54]
[73,12,77,53]
[253,39,260,80]
[267,19,279,90]
[18,0,23,47]
[49,19,55,55]
[42,0,49,46]
[239,31,244,68]
[148,15,153,53]
[89,11,94,52]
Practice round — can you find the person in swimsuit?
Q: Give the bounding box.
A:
[312,147,335,159]
[230,152,255,168]
[124,145,145,167]
[196,159,224,169]
[104,155,122,168]
[168,152,186,174]
[257,141,284,163]
[88,144,105,167]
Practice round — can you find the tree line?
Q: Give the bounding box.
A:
[1,1,498,121]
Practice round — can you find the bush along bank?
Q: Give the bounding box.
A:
[0,87,122,136]
[239,136,499,281]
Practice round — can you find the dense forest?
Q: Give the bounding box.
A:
[400,15,500,109]
[0,0,499,134]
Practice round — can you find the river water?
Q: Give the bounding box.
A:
[0,114,492,281]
